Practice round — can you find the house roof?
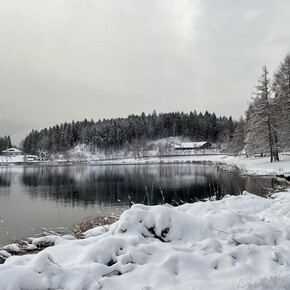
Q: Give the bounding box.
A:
[2,148,22,153]
[175,142,209,149]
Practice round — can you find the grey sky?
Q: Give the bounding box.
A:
[0,0,289,144]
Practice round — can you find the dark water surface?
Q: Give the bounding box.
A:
[0,164,285,244]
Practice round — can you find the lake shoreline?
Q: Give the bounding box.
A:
[1,153,290,179]
[1,178,288,264]
[0,215,118,264]
[2,190,290,289]
[1,158,289,262]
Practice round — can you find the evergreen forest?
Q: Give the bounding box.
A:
[22,111,236,155]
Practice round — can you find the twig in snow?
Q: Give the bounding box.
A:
[129,253,134,264]
[210,227,233,235]
[178,197,185,204]
[93,275,103,289]
[48,256,62,268]
[103,270,121,277]
[127,194,135,205]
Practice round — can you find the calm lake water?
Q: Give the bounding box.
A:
[0,164,285,244]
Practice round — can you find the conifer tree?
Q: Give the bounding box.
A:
[245,66,277,162]
[272,53,290,152]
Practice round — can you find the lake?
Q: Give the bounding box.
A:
[0,163,285,245]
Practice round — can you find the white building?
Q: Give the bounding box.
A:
[27,155,38,161]
[2,148,22,157]
[38,150,49,161]
[174,141,212,150]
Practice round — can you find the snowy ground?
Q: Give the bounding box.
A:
[96,154,290,176]
[58,140,290,176]
[0,155,24,164]
[1,190,290,289]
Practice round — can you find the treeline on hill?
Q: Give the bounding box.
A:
[0,136,12,153]
[231,53,290,162]
[23,111,236,155]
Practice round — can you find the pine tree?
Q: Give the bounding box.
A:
[272,53,290,151]
[230,117,245,156]
[245,66,277,162]
[0,135,13,153]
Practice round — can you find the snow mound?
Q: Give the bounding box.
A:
[3,244,21,253]
[1,191,290,289]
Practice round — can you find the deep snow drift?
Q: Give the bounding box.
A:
[1,191,290,289]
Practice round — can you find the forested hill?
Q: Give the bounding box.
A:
[22,111,236,154]
[0,136,12,153]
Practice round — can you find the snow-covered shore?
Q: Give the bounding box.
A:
[1,190,290,289]
[2,153,290,178]
[96,154,290,177]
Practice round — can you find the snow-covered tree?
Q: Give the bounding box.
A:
[230,117,245,156]
[0,135,12,153]
[22,111,235,154]
[272,53,290,152]
[245,66,278,162]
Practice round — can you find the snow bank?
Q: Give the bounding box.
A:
[1,191,290,289]
[97,153,290,177]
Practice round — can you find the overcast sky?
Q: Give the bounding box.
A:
[0,0,290,144]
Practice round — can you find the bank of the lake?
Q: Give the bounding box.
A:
[1,189,290,289]
[94,154,290,177]
[0,163,287,246]
[2,153,290,178]
[1,162,289,289]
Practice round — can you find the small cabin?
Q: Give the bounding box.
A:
[2,148,22,156]
[174,141,211,150]
[27,155,38,161]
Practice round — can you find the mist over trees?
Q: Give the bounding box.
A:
[22,111,236,155]
[0,136,12,154]
[231,53,290,161]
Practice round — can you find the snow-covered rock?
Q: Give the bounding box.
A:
[3,244,21,253]
[1,191,290,289]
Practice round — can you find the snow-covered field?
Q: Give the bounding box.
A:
[1,190,290,289]
[219,154,290,176]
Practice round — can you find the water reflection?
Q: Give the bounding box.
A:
[15,164,285,205]
[0,171,11,188]
[0,164,286,244]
